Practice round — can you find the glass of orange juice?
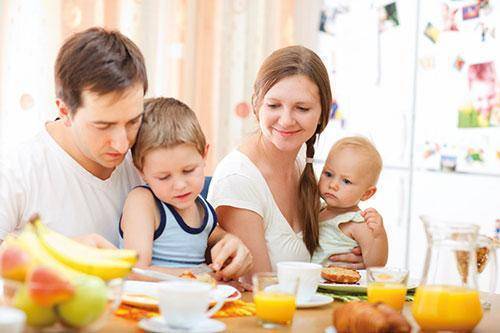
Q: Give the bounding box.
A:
[252,272,298,329]
[367,267,409,311]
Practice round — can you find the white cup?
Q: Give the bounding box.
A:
[0,306,26,333]
[276,261,321,303]
[157,281,224,329]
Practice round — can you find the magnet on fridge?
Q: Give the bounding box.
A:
[419,56,436,70]
[378,2,399,32]
[424,22,440,43]
[454,56,465,71]
[442,3,459,32]
[462,4,480,20]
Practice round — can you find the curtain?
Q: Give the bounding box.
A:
[0,0,319,172]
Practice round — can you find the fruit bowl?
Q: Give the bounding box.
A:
[0,277,123,332]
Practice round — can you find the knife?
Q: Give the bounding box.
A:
[132,264,214,282]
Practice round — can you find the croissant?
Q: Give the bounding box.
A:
[333,301,411,333]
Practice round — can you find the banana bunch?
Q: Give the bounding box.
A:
[31,218,137,280]
[0,217,138,328]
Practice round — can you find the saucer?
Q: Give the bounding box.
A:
[296,293,333,308]
[138,316,226,333]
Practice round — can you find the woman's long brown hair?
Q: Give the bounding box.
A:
[252,46,332,255]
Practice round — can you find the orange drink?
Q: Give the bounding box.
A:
[367,282,407,311]
[367,267,409,311]
[252,272,298,328]
[412,285,483,331]
[254,291,296,325]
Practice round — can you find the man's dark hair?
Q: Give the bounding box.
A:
[55,27,148,113]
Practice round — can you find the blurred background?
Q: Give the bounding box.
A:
[0,0,498,290]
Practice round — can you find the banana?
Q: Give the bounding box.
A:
[32,220,138,265]
[15,225,85,280]
[31,219,133,280]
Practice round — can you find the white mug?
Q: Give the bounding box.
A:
[276,261,321,303]
[157,281,224,329]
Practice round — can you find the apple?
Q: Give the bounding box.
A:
[57,275,108,327]
[13,285,57,327]
[27,266,74,306]
[0,244,31,281]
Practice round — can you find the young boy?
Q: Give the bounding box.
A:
[311,136,388,268]
[119,97,240,276]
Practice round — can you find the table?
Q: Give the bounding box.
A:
[98,292,500,332]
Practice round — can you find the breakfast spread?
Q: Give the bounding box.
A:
[321,266,361,284]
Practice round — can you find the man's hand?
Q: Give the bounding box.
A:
[328,247,365,270]
[210,234,252,281]
[361,208,385,238]
[72,233,116,249]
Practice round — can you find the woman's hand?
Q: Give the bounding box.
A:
[328,247,365,270]
[210,233,253,280]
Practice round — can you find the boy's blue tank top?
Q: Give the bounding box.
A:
[119,186,217,267]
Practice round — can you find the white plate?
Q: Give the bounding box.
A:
[296,293,333,308]
[139,316,226,333]
[318,270,418,293]
[121,281,241,309]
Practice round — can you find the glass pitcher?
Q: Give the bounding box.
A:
[412,216,484,332]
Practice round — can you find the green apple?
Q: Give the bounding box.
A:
[56,275,107,327]
[13,285,57,327]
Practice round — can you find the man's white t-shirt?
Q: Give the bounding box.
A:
[207,150,311,271]
[0,128,142,246]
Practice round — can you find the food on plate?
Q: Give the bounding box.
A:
[321,266,361,284]
[333,301,411,333]
[120,294,158,310]
[179,270,217,287]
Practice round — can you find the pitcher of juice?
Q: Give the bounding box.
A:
[412,216,483,332]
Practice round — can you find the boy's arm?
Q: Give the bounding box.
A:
[121,188,217,281]
[349,210,388,267]
[119,188,185,279]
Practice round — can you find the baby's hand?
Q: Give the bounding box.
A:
[361,208,385,238]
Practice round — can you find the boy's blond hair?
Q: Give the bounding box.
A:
[132,97,206,170]
[328,136,383,185]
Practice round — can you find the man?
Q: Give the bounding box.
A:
[0,27,251,279]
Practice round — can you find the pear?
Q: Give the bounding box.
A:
[57,275,108,327]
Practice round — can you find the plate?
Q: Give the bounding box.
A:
[296,293,333,308]
[121,281,241,309]
[318,270,418,293]
[139,316,226,333]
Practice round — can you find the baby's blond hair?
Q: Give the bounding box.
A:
[328,136,383,185]
[132,97,206,171]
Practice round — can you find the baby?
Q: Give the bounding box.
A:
[119,97,225,275]
[311,136,388,267]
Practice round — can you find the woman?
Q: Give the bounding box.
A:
[208,46,374,278]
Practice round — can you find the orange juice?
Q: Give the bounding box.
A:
[412,285,483,331]
[367,282,407,311]
[254,291,296,325]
